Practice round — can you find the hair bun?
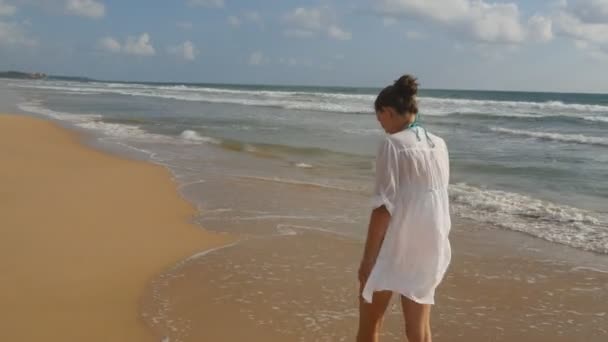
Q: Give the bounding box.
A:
[394,74,418,97]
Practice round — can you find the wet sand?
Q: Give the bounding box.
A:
[144,220,608,341]
[0,114,232,341]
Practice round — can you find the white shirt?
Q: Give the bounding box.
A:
[362,127,452,305]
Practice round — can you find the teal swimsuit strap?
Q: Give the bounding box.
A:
[407,113,436,148]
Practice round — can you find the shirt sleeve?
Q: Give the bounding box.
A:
[371,137,399,215]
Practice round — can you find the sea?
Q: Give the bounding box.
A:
[3,78,607,254]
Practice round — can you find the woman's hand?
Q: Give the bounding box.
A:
[358,207,391,293]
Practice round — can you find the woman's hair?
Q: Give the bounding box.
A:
[374,74,419,115]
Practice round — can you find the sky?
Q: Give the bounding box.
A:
[1,0,608,92]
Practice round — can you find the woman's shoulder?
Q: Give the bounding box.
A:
[387,129,415,144]
[427,131,447,147]
[388,129,448,150]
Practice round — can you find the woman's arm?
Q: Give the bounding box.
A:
[358,205,391,286]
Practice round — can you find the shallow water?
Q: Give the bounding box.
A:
[5,79,607,253]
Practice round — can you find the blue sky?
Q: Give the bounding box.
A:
[1,0,608,92]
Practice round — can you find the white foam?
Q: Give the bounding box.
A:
[243,144,258,153]
[450,183,608,254]
[13,84,103,95]
[179,130,221,144]
[235,175,359,192]
[18,101,171,142]
[570,266,608,274]
[76,120,151,138]
[230,214,327,221]
[18,101,101,122]
[181,241,241,263]
[583,116,608,123]
[295,162,313,169]
[275,224,353,238]
[14,80,608,120]
[490,127,608,147]
[340,128,384,135]
[421,97,608,115]
[276,225,299,236]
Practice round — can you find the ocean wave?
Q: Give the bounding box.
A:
[15,80,608,119]
[13,83,105,95]
[76,120,155,139]
[295,162,314,169]
[421,97,608,115]
[18,101,173,141]
[17,101,101,122]
[179,130,221,144]
[583,116,608,123]
[450,183,608,254]
[448,112,608,124]
[490,127,608,147]
[94,83,608,115]
[235,175,362,192]
[340,128,384,135]
[37,84,366,114]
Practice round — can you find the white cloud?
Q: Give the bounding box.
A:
[283,7,324,31]
[98,36,120,52]
[248,51,265,66]
[228,11,263,29]
[0,0,16,16]
[187,0,223,8]
[328,25,351,40]
[469,3,525,43]
[566,0,608,24]
[0,2,36,47]
[124,33,155,56]
[527,15,553,42]
[97,33,156,56]
[168,40,197,61]
[405,30,425,40]
[244,11,262,25]
[227,15,240,28]
[374,0,470,23]
[374,0,550,44]
[553,0,608,56]
[283,6,351,41]
[176,21,193,30]
[555,2,608,44]
[65,0,105,19]
[0,20,36,46]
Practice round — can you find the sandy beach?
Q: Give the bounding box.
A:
[1,111,607,342]
[4,0,608,339]
[0,114,232,341]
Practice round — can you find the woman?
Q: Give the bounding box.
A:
[357,75,451,342]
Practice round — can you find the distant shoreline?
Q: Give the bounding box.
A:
[4,70,607,95]
[0,71,47,80]
[0,71,94,82]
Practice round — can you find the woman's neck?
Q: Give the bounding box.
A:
[394,114,416,133]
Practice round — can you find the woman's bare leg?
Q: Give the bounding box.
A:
[400,295,432,342]
[357,290,392,342]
